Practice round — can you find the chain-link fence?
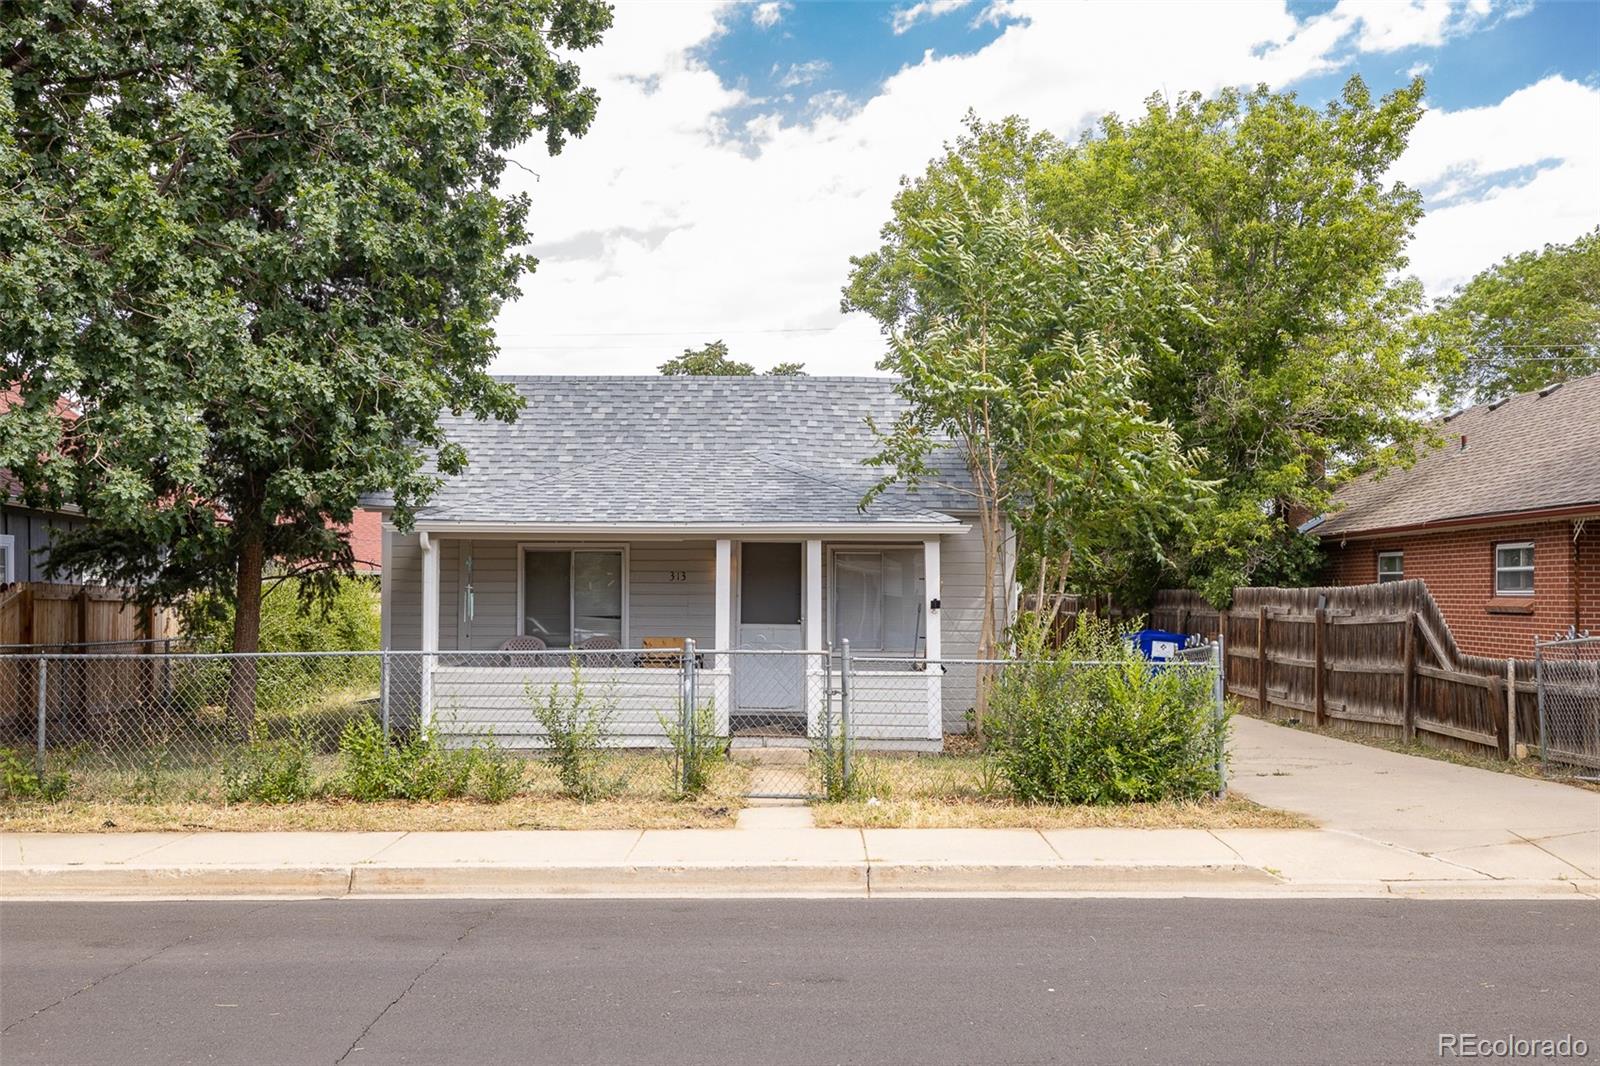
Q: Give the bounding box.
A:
[2,637,1228,802]
[1535,634,1600,774]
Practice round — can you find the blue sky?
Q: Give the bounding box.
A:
[493,1,1600,375]
[700,0,1597,124]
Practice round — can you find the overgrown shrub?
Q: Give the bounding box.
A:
[187,575,381,653]
[528,663,617,801]
[471,735,528,803]
[335,716,476,802]
[985,616,1225,804]
[222,729,316,804]
[0,747,72,801]
[184,576,382,725]
[663,700,727,798]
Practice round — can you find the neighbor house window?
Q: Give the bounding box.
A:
[1376,551,1404,583]
[831,548,925,655]
[1494,542,1534,595]
[520,548,625,647]
[0,534,14,584]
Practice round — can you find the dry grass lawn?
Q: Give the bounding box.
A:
[1,752,750,832]
[811,752,1310,829]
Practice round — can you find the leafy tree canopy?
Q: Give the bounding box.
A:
[859,193,1210,696]
[1422,228,1600,409]
[847,79,1434,604]
[658,339,806,376]
[0,0,611,718]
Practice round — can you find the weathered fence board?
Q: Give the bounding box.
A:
[1152,581,1534,758]
[0,582,180,736]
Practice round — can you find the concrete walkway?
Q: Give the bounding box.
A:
[1228,715,1600,882]
[3,820,1595,900]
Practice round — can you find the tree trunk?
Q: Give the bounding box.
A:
[973,496,1002,739]
[226,532,265,735]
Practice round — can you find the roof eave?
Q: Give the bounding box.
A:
[407,519,969,536]
[1316,501,1600,542]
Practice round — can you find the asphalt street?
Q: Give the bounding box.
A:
[1,899,1595,1065]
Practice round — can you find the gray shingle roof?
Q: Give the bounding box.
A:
[1316,372,1600,539]
[406,376,974,527]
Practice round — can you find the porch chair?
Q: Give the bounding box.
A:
[578,634,627,668]
[497,634,547,667]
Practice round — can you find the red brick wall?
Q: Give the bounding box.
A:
[331,509,383,573]
[1578,520,1600,635]
[1321,518,1592,658]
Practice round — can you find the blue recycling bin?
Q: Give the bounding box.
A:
[1127,628,1188,663]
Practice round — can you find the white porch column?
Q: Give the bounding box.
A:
[804,538,824,733]
[804,539,823,650]
[420,531,439,726]
[714,538,732,668]
[924,536,943,740]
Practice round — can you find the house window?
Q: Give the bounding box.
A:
[0,534,14,584]
[1376,551,1404,583]
[1494,542,1534,595]
[831,548,925,654]
[520,548,625,647]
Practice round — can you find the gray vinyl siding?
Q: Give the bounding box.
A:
[1,504,94,583]
[626,541,716,647]
[382,531,720,651]
[938,516,1006,732]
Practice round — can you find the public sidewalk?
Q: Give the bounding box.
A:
[5,722,1597,902]
[3,820,1596,900]
[1228,715,1600,882]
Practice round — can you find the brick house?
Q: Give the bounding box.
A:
[1311,373,1600,659]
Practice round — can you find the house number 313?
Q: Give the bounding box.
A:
[667,570,688,582]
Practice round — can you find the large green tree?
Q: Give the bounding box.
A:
[859,194,1208,726]
[0,0,611,726]
[1423,228,1600,409]
[848,79,1435,604]
[658,339,805,376]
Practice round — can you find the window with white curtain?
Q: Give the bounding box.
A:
[0,534,14,584]
[521,548,624,647]
[1376,551,1403,583]
[831,548,924,654]
[1494,542,1534,595]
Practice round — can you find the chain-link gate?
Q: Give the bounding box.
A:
[1534,633,1600,774]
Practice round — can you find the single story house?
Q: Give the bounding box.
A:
[371,376,1014,750]
[1309,372,1600,658]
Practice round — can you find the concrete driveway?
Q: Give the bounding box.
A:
[1229,715,1600,881]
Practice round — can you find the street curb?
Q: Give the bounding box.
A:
[866,863,1278,894]
[4,865,1597,901]
[1,865,354,899]
[349,864,869,896]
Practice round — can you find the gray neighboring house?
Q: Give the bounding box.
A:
[371,376,1015,750]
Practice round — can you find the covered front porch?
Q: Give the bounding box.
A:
[389,529,952,750]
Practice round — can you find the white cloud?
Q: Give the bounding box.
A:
[492,1,1600,376]
[891,0,973,36]
[776,59,829,88]
[1391,76,1600,292]
[751,1,786,30]
[1406,61,1433,77]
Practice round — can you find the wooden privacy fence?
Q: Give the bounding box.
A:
[1151,582,1533,758]
[0,582,180,739]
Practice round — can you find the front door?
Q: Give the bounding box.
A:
[735,542,804,725]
